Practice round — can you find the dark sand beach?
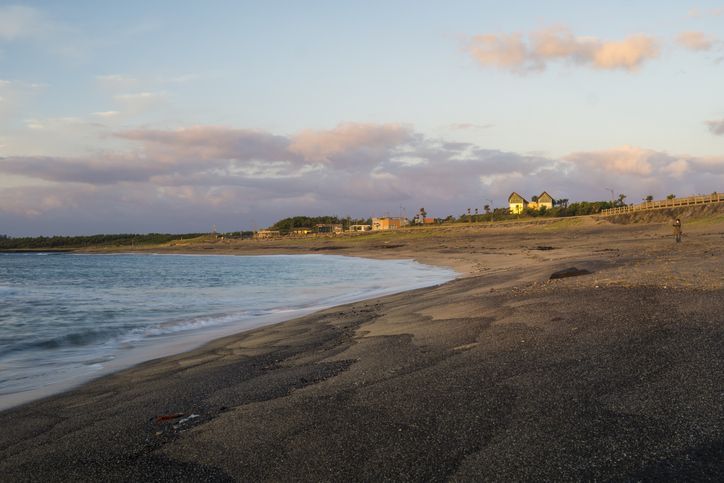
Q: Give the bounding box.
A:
[2,211,724,480]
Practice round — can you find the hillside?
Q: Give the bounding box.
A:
[603,202,724,225]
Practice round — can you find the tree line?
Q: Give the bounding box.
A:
[0,233,205,250]
[441,199,619,223]
[0,196,648,248]
[270,216,372,233]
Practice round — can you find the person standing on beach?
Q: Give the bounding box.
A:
[673,218,682,243]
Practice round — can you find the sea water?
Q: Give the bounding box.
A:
[0,253,455,409]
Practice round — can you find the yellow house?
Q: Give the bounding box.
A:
[510,191,555,213]
[536,191,554,210]
[508,192,528,214]
[371,217,408,230]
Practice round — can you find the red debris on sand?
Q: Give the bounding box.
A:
[154,413,185,423]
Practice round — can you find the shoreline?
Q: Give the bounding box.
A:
[2,218,724,479]
[0,253,456,412]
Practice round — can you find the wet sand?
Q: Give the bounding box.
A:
[1,215,724,480]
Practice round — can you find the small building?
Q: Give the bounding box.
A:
[413,217,436,225]
[371,217,409,230]
[413,215,436,225]
[508,192,528,214]
[254,230,281,239]
[510,191,555,213]
[536,191,554,210]
[349,224,372,232]
[290,228,312,236]
[315,224,343,234]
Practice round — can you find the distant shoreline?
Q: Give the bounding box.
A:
[0,249,75,253]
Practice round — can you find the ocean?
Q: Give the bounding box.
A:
[0,253,455,410]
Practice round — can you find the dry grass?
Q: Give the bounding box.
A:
[536,217,585,231]
[685,213,724,227]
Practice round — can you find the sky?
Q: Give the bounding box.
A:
[0,1,723,235]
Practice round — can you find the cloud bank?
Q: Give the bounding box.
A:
[0,123,723,235]
[467,27,660,73]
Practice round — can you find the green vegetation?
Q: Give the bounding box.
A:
[224,231,256,239]
[452,201,614,223]
[0,233,205,250]
[0,198,627,250]
[265,201,617,237]
[270,216,371,233]
[551,200,615,216]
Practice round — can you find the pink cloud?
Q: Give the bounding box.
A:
[661,159,689,178]
[2,122,724,235]
[691,156,724,173]
[677,31,715,51]
[467,27,659,73]
[0,155,157,184]
[116,126,293,165]
[591,35,659,71]
[565,146,724,179]
[288,123,411,162]
[565,146,657,176]
[467,33,530,70]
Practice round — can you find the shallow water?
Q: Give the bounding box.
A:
[0,253,455,409]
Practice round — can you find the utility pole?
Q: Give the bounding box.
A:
[605,188,614,205]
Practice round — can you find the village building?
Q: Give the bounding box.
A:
[509,191,555,213]
[413,214,436,225]
[315,224,343,234]
[254,229,281,239]
[349,224,372,232]
[413,217,435,225]
[508,192,528,214]
[535,191,554,210]
[412,208,435,225]
[290,228,313,236]
[371,217,409,231]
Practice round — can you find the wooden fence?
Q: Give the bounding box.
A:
[600,193,723,216]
